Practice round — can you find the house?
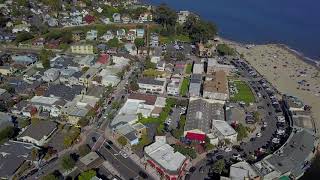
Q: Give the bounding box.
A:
[62,95,99,125]
[71,44,94,54]
[75,55,95,67]
[144,136,189,180]
[12,24,30,33]
[0,32,16,42]
[42,84,85,102]
[149,33,159,47]
[72,31,84,42]
[114,123,147,146]
[167,77,181,96]
[0,66,15,75]
[97,53,109,65]
[151,56,161,64]
[86,30,98,41]
[100,31,114,42]
[156,61,166,71]
[136,29,145,38]
[84,14,95,24]
[193,63,204,74]
[11,55,36,66]
[32,38,45,47]
[116,29,126,40]
[137,77,166,94]
[59,68,82,85]
[198,43,214,57]
[42,68,60,82]
[184,98,236,144]
[113,13,121,23]
[121,15,131,24]
[177,11,190,24]
[207,58,235,75]
[18,120,57,146]
[203,71,229,100]
[126,29,136,42]
[0,141,39,179]
[30,96,66,117]
[79,67,100,86]
[0,88,12,109]
[189,74,202,97]
[111,93,158,127]
[139,12,152,23]
[11,100,37,118]
[99,67,121,87]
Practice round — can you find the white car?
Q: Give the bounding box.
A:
[232,153,241,158]
[272,138,280,144]
[277,116,285,123]
[119,151,128,158]
[263,122,268,127]
[256,133,262,138]
[277,129,285,135]
[257,93,262,98]
[225,147,232,152]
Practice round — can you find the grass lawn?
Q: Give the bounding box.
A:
[230,80,255,104]
[143,69,165,77]
[180,78,190,97]
[185,64,192,74]
[160,34,191,44]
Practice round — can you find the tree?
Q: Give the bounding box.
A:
[15,32,34,44]
[61,154,75,171]
[236,123,248,141]
[212,159,225,174]
[204,136,214,151]
[184,14,217,43]
[117,136,127,147]
[176,52,185,61]
[0,126,16,142]
[154,4,177,28]
[107,37,120,48]
[78,144,91,157]
[144,56,156,69]
[216,44,236,56]
[134,38,145,54]
[39,49,51,69]
[79,170,96,180]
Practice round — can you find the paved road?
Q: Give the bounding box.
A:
[98,142,152,180]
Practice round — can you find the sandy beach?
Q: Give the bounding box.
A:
[224,41,320,135]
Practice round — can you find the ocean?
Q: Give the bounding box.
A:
[144,0,320,61]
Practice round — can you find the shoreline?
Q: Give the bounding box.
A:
[219,36,320,70]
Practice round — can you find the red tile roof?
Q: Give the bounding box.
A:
[128,93,157,105]
[97,53,109,64]
[186,132,206,141]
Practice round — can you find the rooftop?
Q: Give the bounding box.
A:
[145,137,186,173]
[265,129,316,178]
[138,77,165,86]
[203,71,228,94]
[128,93,157,105]
[19,120,57,141]
[185,98,225,134]
[212,120,237,137]
[0,141,37,179]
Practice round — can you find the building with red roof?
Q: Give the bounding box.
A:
[97,53,109,64]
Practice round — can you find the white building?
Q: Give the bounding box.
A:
[144,136,189,180]
[42,68,60,82]
[177,11,190,24]
[30,96,65,117]
[138,77,166,94]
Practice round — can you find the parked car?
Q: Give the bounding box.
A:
[138,171,148,179]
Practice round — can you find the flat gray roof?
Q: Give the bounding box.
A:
[266,129,316,177]
[185,98,225,134]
